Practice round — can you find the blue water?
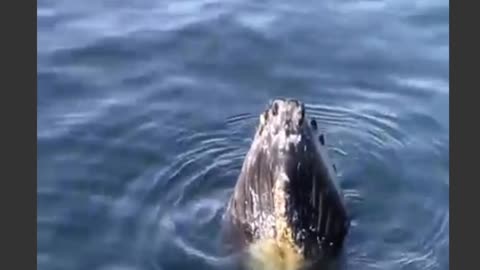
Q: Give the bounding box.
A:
[37,0,449,269]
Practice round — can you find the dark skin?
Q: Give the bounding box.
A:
[224,99,350,264]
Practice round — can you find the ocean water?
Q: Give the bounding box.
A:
[37,0,449,269]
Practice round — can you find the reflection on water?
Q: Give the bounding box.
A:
[37,0,449,269]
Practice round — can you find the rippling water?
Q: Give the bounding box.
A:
[37,0,449,269]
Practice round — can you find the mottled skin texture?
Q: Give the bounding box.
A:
[225,98,350,264]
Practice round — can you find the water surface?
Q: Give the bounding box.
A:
[37,0,449,269]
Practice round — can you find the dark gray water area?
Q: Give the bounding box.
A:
[37,0,449,269]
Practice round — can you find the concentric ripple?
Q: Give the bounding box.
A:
[140,101,447,270]
[298,104,449,270]
[132,116,255,270]
[37,99,448,270]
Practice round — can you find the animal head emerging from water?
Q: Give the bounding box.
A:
[225,98,350,269]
